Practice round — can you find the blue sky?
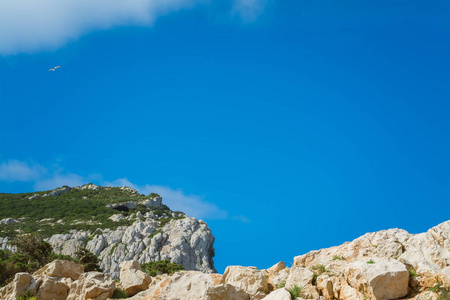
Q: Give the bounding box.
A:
[1,0,449,273]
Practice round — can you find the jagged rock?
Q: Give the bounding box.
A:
[0,273,33,300]
[285,266,314,289]
[41,216,217,279]
[43,186,72,197]
[0,218,19,224]
[119,260,152,296]
[108,214,125,222]
[339,283,366,300]
[67,272,116,300]
[315,275,333,300]
[127,271,236,300]
[33,259,84,281]
[35,276,69,300]
[345,258,409,300]
[261,288,291,300]
[221,266,268,298]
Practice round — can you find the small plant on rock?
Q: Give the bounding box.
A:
[408,268,418,278]
[141,259,184,277]
[18,291,36,300]
[112,288,128,299]
[332,255,344,260]
[428,282,450,300]
[278,281,286,289]
[287,285,304,299]
[366,259,375,264]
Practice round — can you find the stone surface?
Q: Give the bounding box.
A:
[127,271,237,300]
[67,272,116,300]
[119,260,152,296]
[285,266,314,289]
[35,277,69,300]
[221,266,268,297]
[261,288,291,300]
[33,259,84,281]
[346,259,409,300]
[44,216,216,279]
[0,273,33,300]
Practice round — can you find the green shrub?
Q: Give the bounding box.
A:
[112,288,128,298]
[332,255,344,260]
[366,259,375,264]
[278,281,286,288]
[18,291,36,300]
[408,268,418,278]
[141,259,184,277]
[287,285,303,299]
[75,247,102,272]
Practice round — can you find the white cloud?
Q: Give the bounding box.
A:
[232,0,269,22]
[0,160,46,182]
[0,159,248,222]
[0,0,268,55]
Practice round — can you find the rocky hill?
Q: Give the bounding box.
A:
[2,187,450,299]
[0,184,216,278]
[4,220,450,300]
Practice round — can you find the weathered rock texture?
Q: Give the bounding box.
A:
[41,216,216,279]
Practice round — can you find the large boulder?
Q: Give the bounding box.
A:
[33,259,84,281]
[261,288,291,300]
[67,272,116,300]
[285,266,314,289]
[0,273,33,300]
[128,271,248,300]
[35,277,70,300]
[119,260,152,296]
[221,266,268,297]
[345,258,409,300]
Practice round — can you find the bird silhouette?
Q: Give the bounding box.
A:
[49,65,62,71]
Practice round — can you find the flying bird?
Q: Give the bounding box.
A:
[49,65,62,71]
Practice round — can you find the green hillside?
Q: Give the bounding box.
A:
[0,185,172,238]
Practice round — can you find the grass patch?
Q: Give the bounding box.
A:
[112,288,128,298]
[287,285,304,299]
[332,255,344,260]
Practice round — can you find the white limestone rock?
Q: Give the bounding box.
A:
[221,266,268,297]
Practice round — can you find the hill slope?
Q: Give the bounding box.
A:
[0,184,216,278]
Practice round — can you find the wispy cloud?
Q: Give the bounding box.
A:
[0,0,269,55]
[0,160,47,182]
[105,178,229,220]
[0,159,248,221]
[232,0,269,22]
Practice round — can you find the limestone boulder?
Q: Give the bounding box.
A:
[221,266,268,297]
[67,272,115,300]
[285,266,314,289]
[35,277,69,300]
[127,271,243,300]
[119,260,152,296]
[0,273,33,300]
[33,259,84,280]
[346,258,409,300]
[315,275,333,300]
[261,288,291,300]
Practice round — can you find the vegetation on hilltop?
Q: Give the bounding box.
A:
[0,186,172,238]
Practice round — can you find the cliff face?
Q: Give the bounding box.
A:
[1,220,450,300]
[0,184,216,278]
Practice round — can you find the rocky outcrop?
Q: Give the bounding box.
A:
[119,260,152,296]
[44,216,215,279]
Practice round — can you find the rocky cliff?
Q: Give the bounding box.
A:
[4,220,450,300]
[0,184,216,278]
